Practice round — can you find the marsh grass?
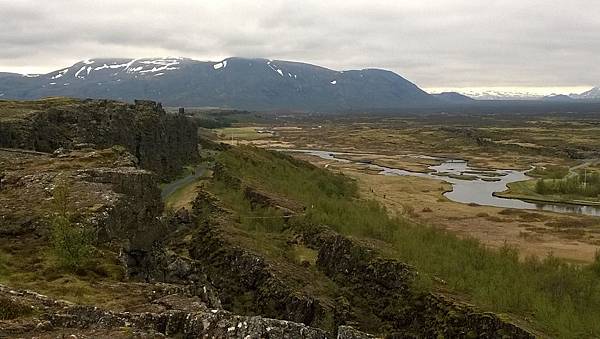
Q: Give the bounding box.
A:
[215,145,600,338]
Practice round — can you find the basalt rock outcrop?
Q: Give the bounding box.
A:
[0,284,335,338]
[189,219,337,330]
[0,283,378,338]
[0,97,198,179]
[0,147,165,254]
[300,226,536,338]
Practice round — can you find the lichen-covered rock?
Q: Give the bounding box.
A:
[0,284,330,338]
[301,226,536,338]
[337,326,377,339]
[0,148,166,257]
[189,221,333,329]
[0,98,198,179]
[78,166,164,250]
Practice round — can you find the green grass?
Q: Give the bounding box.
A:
[528,165,570,179]
[498,178,600,206]
[0,97,79,121]
[215,145,600,338]
[215,127,271,141]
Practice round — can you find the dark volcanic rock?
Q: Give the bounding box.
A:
[78,166,164,250]
[189,220,334,330]
[0,98,198,179]
[0,284,331,339]
[301,226,535,338]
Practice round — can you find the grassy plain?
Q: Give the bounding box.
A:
[200,145,600,338]
[215,113,600,263]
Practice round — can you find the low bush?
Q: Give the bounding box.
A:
[49,182,94,270]
[214,146,600,338]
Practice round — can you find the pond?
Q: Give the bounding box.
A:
[285,149,600,217]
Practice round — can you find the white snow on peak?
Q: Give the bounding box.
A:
[51,69,69,79]
[266,62,285,77]
[330,80,337,85]
[139,66,178,73]
[82,59,95,65]
[74,66,87,79]
[94,62,131,71]
[49,82,56,85]
[123,58,138,70]
[22,74,40,78]
[213,60,228,70]
[139,58,180,66]
[134,58,181,74]
[153,72,165,76]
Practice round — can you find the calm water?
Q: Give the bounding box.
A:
[285,149,600,217]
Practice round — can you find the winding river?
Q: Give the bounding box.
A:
[285,149,600,217]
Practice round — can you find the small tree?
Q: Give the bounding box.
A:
[535,179,549,194]
[49,181,94,270]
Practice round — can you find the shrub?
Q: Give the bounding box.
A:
[212,146,600,337]
[49,182,94,270]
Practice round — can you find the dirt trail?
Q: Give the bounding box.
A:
[161,166,206,201]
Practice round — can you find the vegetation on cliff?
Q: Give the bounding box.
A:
[212,145,600,338]
[0,97,199,179]
[49,181,94,270]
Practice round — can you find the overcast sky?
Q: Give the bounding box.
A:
[1,0,598,90]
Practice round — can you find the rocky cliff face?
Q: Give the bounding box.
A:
[0,148,165,254]
[0,97,198,179]
[0,283,342,339]
[301,226,535,338]
[79,166,164,251]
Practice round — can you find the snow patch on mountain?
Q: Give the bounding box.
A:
[572,86,600,100]
[213,60,227,70]
[51,69,69,79]
[75,66,87,79]
[94,63,130,71]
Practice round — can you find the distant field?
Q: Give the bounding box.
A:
[214,126,270,140]
[217,113,600,264]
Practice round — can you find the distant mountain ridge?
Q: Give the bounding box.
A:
[572,86,600,100]
[0,57,439,111]
[452,88,600,101]
[432,92,474,103]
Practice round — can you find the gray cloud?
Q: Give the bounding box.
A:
[0,0,598,87]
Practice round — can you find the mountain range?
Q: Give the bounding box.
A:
[452,88,600,101]
[0,57,442,111]
[1,57,598,111]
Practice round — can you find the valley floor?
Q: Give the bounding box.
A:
[213,113,600,263]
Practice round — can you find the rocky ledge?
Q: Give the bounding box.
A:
[0,97,198,179]
[0,284,374,338]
